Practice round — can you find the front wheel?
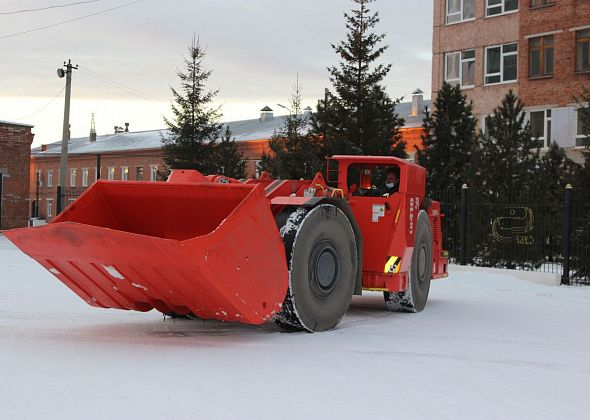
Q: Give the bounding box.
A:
[384,210,432,313]
[275,204,358,332]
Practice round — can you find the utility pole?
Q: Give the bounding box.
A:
[57,59,78,213]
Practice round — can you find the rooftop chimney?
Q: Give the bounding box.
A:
[41,144,48,152]
[259,106,274,122]
[125,122,129,132]
[411,88,424,117]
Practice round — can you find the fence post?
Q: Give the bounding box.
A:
[56,185,63,215]
[561,184,573,286]
[460,183,468,266]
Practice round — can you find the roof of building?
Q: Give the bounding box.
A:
[32,99,431,156]
[0,120,34,128]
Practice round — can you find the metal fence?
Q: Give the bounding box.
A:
[432,186,589,286]
[34,183,590,286]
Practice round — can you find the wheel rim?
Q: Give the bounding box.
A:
[417,240,428,285]
[308,240,339,297]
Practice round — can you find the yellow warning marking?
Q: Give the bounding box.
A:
[363,288,390,292]
[395,209,400,224]
[384,256,401,274]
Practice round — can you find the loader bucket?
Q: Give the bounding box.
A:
[4,180,289,325]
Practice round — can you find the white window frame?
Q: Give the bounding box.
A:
[445,50,476,88]
[150,165,158,181]
[484,43,518,85]
[136,166,144,181]
[486,0,519,17]
[47,170,53,188]
[107,167,115,181]
[446,0,476,25]
[69,168,77,187]
[121,166,129,181]
[254,160,261,178]
[82,168,89,187]
[528,109,551,149]
[576,108,589,147]
[35,170,43,188]
[47,199,53,218]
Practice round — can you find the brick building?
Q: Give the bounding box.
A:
[432,0,590,162]
[31,100,428,221]
[0,120,34,229]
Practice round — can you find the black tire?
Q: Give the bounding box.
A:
[384,210,432,313]
[275,204,358,332]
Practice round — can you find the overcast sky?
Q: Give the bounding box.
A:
[0,0,433,146]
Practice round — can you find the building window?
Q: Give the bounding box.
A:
[35,171,43,188]
[486,0,519,16]
[529,109,551,148]
[69,169,77,187]
[576,30,590,73]
[47,199,53,218]
[446,0,475,24]
[107,167,115,181]
[47,170,53,188]
[485,43,518,84]
[136,166,144,181]
[82,168,89,187]
[121,167,129,181]
[529,35,553,78]
[530,0,554,8]
[577,109,589,147]
[445,50,476,88]
[150,165,159,181]
[254,160,262,178]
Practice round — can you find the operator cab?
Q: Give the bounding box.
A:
[347,164,401,197]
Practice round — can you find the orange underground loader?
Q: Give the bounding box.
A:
[4,156,448,332]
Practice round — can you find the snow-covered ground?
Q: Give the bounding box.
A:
[1,234,589,420]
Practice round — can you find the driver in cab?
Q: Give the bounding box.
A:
[378,167,399,196]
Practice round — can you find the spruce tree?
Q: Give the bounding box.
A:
[473,91,544,269]
[312,0,405,158]
[162,37,222,174]
[538,142,578,202]
[476,90,540,198]
[266,80,323,179]
[573,85,590,201]
[572,86,590,281]
[212,126,246,179]
[417,82,478,195]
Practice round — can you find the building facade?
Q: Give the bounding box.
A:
[0,120,34,229]
[31,101,428,221]
[432,0,590,161]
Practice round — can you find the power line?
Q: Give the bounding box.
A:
[9,86,67,121]
[78,66,165,102]
[0,0,103,15]
[0,0,146,41]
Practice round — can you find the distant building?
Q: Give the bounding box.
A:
[31,100,428,220]
[0,120,34,229]
[432,0,590,162]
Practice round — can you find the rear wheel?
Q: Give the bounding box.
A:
[384,210,432,313]
[275,204,358,332]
